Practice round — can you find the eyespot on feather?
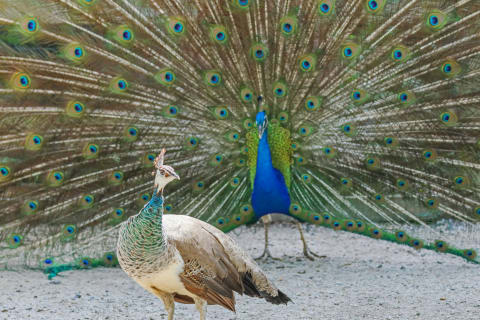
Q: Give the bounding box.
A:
[7,234,23,249]
[46,170,65,187]
[79,194,95,209]
[22,200,39,215]
[112,25,134,46]
[365,0,386,14]
[251,43,269,62]
[441,59,461,77]
[397,91,416,106]
[422,149,437,162]
[341,123,357,137]
[351,89,369,104]
[167,17,186,36]
[212,106,229,120]
[110,77,129,94]
[323,146,337,159]
[210,154,224,166]
[440,111,458,126]
[317,0,335,16]
[204,70,222,87]
[185,136,199,150]
[163,105,180,118]
[278,112,289,123]
[391,45,410,62]
[365,157,381,170]
[426,10,447,31]
[305,96,323,111]
[18,17,40,36]
[341,41,361,59]
[298,54,317,72]
[9,72,31,91]
[124,126,139,142]
[65,101,86,118]
[62,42,87,63]
[143,153,156,167]
[25,133,44,151]
[279,16,298,36]
[272,81,288,98]
[155,69,176,86]
[109,171,124,185]
[210,25,228,44]
[232,0,251,10]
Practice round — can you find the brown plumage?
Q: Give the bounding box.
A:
[117,151,289,320]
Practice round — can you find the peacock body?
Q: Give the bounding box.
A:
[1,0,480,273]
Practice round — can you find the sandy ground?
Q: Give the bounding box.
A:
[1,223,479,320]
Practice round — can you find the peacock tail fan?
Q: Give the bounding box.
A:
[1,0,480,274]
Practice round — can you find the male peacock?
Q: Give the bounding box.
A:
[1,0,480,273]
[117,149,290,320]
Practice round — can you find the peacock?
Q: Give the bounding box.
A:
[1,0,480,276]
[117,149,290,320]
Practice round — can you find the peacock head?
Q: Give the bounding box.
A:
[256,111,268,139]
[153,148,180,195]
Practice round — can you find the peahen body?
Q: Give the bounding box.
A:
[0,0,480,272]
[117,149,289,320]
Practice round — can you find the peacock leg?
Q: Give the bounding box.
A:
[295,221,326,261]
[255,215,280,261]
[194,297,207,320]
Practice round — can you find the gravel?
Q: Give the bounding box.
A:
[1,223,479,320]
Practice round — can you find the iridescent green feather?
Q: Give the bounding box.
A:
[246,123,293,189]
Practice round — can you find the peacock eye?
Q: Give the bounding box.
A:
[165,172,170,178]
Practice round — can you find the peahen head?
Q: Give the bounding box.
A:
[256,111,268,139]
[153,148,180,195]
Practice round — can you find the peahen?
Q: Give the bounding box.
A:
[117,149,290,320]
[0,0,480,274]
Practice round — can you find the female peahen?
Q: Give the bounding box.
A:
[0,0,480,272]
[117,149,290,320]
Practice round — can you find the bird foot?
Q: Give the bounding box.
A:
[255,249,281,261]
[303,248,326,261]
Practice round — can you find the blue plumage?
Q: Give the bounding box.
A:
[251,112,291,219]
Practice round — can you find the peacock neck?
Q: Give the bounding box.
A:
[252,128,291,216]
[256,129,276,179]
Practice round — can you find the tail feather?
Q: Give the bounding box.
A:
[0,0,479,271]
[242,272,291,305]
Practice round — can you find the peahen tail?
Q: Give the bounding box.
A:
[1,0,479,273]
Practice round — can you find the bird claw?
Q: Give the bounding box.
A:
[255,249,281,261]
[303,249,326,261]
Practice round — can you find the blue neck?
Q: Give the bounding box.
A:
[251,129,291,217]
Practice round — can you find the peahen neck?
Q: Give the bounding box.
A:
[251,129,291,217]
[120,193,168,258]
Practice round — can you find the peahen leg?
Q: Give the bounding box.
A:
[194,297,207,320]
[255,215,280,261]
[157,292,175,320]
[295,221,326,261]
